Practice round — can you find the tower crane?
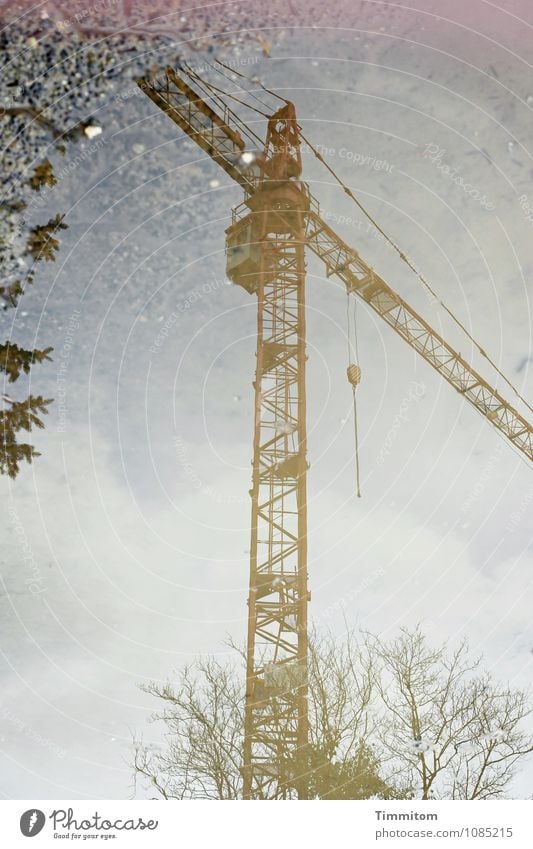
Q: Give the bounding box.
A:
[137,64,533,800]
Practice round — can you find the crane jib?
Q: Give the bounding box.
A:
[137,66,532,463]
[303,209,533,463]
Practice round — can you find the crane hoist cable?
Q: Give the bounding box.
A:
[299,129,533,418]
[212,62,364,495]
[210,61,366,495]
[346,291,362,498]
[215,65,365,495]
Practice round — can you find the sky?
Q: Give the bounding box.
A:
[1,0,533,799]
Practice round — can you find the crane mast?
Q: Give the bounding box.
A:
[232,104,310,799]
[137,64,533,800]
[139,68,312,797]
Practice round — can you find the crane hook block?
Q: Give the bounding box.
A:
[347,364,361,387]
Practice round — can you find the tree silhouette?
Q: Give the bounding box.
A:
[306,742,407,800]
[1,169,63,477]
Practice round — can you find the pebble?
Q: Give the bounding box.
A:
[84,124,102,139]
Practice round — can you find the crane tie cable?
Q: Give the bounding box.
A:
[214,60,281,112]
[215,59,289,107]
[183,60,270,119]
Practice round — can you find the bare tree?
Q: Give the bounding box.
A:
[133,656,244,800]
[370,627,533,800]
[305,632,408,798]
[133,629,533,800]
[132,633,402,800]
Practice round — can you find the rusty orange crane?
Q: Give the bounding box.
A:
[137,63,533,800]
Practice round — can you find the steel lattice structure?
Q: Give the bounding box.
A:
[137,64,533,800]
[303,211,533,461]
[238,107,310,799]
